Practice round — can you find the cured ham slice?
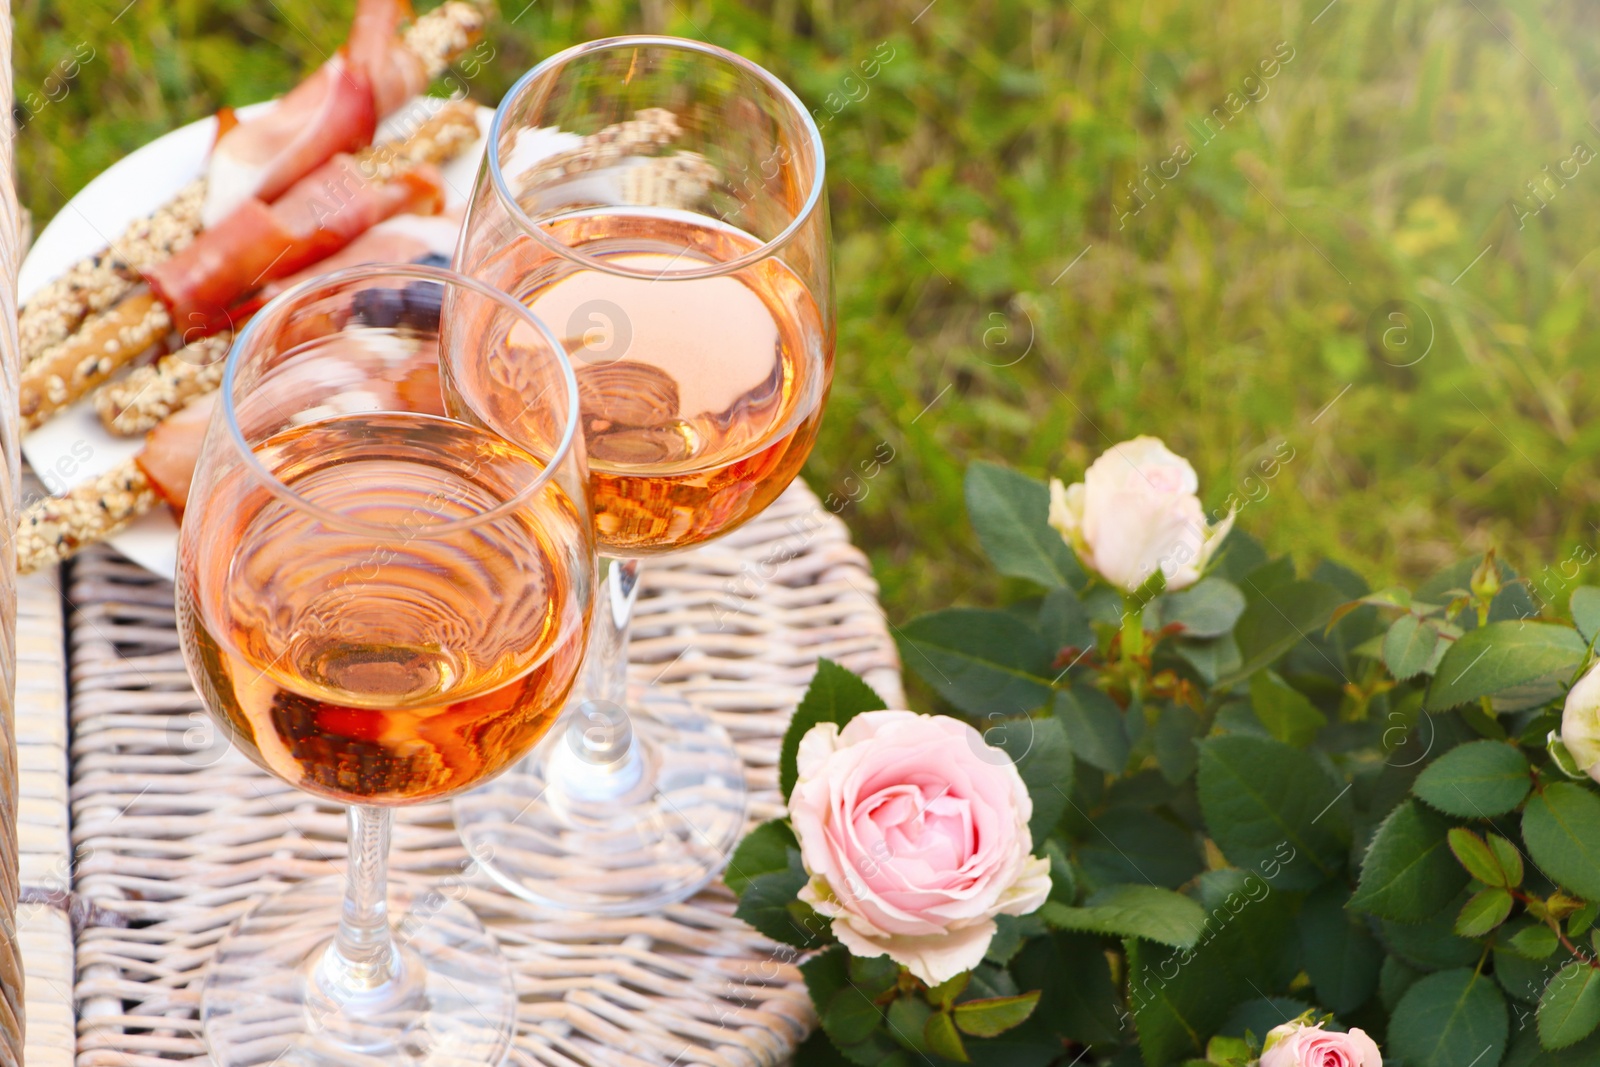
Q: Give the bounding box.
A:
[146,157,445,335]
[348,0,429,116]
[201,58,377,228]
[136,333,445,514]
[137,391,216,516]
[236,210,461,315]
[201,0,428,225]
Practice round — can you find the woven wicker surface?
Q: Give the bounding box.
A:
[61,480,900,1066]
[3,1,30,1061]
[15,571,71,1067]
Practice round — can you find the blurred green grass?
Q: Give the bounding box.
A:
[16,0,1600,619]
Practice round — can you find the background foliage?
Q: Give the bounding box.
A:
[14,0,1600,623]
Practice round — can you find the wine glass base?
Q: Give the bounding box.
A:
[201,875,516,1067]
[453,688,748,915]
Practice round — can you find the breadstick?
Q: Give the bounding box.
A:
[26,102,481,433]
[94,334,229,436]
[16,0,488,365]
[18,461,156,575]
[21,292,171,431]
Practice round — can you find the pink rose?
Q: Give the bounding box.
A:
[1259,1020,1382,1067]
[1048,436,1233,593]
[787,710,1050,985]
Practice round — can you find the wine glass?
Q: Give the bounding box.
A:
[175,264,593,1067]
[448,36,832,913]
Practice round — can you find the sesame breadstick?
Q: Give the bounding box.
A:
[21,292,171,432]
[91,101,481,436]
[26,102,481,434]
[94,334,230,436]
[16,0,488,365]
[18,461,157,574]
[513,109,686,198]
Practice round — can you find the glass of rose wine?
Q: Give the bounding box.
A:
[448,36,832,913]
[175,264,593,1067]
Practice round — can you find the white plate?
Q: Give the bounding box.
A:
[20,97,492,581]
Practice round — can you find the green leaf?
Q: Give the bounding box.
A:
[806,946,892,1055]
[1037,587,1093,654]
[1508,924,1560,959]
[1350,800,1469,921]
[923,1010,969,1062]
[1540,963,1600,1050]
[823,984,885,1046]
[1152,702,1201,784]
[1220,579,1346,687]
[1381,892,1483,970]
[1173,633,1242,685]
[984,715,1071,841]
[1449,827,1514,887]
[1572,902,1600,938]
[896,608,1055,717]
[780,659,887,801]
[1248,670,1327,748]
[734,867,831,948]
[734,838,831,949]
[725,819,798,896]
[1381,955,1423,1011]
[926,972,969,1010]
[1011,932,1121,1045]
[1073,807,1204,890]
[1507,1026,1600,1067]
[847,954,902,999]
[964,462,1082,589]
[1426,622,1588,710]
[1390,968,1510,1067]
[1385,613,1441,680]
[1040,884,1207,948]
[1160,578,1247,639]
[1524,784,1600,900]
[1456,887,1515,936]
[1297,883,1383,1014]
[1573,587,1600,645]
[952,992,1040,1038]
[1488,835,1526,893]
[1413,740,1532,818]
[1053,685,1129,774]
[1124,869,1299,1065]
[1196,734,1350,890]
[885,996,934,1056]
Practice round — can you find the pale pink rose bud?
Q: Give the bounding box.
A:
[1259,1020,1383,1067]
[1048,436,1233,594]
[1562,660,1600,782]
[787,711,1051,986]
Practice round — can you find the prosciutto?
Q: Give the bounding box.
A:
[137,334,447,514]
[201,0,427,226]
[146,157,445,335]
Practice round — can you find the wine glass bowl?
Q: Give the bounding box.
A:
[175,264,591,1066]
[450,36,832,914]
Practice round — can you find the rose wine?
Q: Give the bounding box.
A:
[176,412,589,805]
[457,209,831,555]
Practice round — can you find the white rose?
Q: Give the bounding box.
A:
[1048,436,1233,594]
[1562,660,1600,781]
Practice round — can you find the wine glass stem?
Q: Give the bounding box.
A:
[591,557,642,709]
[329,805,397,992]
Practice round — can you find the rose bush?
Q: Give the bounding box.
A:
[788,711,1050,984]
[730,441,1600,1067]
